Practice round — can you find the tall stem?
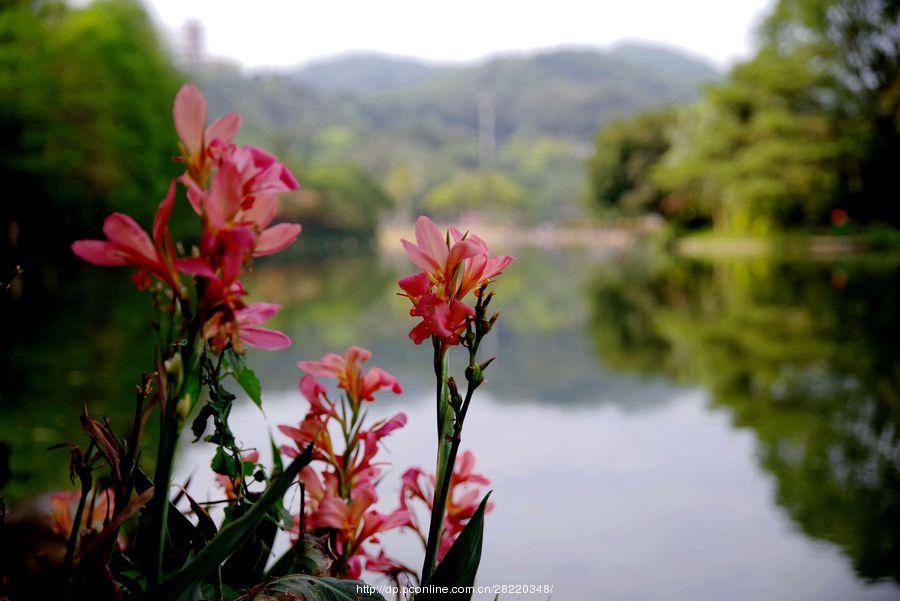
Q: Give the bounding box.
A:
[149,407,176,587]
[421,339,453,581]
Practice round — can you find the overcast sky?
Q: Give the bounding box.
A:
[144,0,774,69]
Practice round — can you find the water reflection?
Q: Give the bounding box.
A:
[3,245,899,597]
[587,255,900,583]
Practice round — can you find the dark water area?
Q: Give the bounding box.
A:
[2,245,899,599]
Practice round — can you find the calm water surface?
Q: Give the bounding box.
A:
[4,245,899,600]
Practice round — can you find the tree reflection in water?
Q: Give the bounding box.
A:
[588,255,900,583]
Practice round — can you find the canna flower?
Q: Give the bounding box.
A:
[282,346,409,579]
[202,302,291,352]
[398,216,513,346]
[400,450,492,562]
[408,295,475,345]
[365,549,416,581]
[300,374,336,417]
[298,346,402,405]
[279,414,337,465]
[358,412,408,464]
[186,161,302,260]
[174,84,301,261]
[449,228,515,299]
[300,473,410,575]
[72,182,185,292]
[401,216,483,298]
[173,83,241,186]
[49,489,114,539]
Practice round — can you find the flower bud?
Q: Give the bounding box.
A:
[465,364,484,387]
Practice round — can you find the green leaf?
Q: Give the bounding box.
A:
[153,444,313,597]
[211,447,239,476]
[269,431,284,475]
[226,350,263,409]
[237,575,386,601]
[420,492,491,600]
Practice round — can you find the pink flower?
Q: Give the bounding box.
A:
[72,182,185,292]
[358,412,407,464]
[401,216,482,298]
[400,450,492,562]
[174,84,301,260]
[449,228,515,299]
[49,489,114,539]
[398,216,513,346]
[173,83,241,185]
[298,347,402,404]
[202,302,291,352]
[300,374,335,417]
[279,414,336,465]
[408,295,475,345]
[300,472,410,570]
[365,549,416,581]
[186,161,302,259]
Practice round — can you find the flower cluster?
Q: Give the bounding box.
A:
[278,347,411,579]
[72,84,300,353]
[400,451,492,561]
[398,216,513,346]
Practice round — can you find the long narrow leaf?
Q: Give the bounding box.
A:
[154,444,313,597]
[420,492,491,600]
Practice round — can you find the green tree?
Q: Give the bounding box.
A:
[587,110,674,216]
[762,0,900,223]
[0,0,180,295]
[279,164,394,236]
[422,170,531,221]
[656,47,856,232]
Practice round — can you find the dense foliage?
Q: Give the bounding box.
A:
[0,0,180,288]
[587,0,900,232]
[197,45,717,224]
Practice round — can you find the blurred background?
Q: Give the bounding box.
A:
[1,0,899,599]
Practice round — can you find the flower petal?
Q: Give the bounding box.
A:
[72,240,127,266]
[205,112,241,143]
[253,223,302,256]
[414,215,448,266]
[102,213,155,260]
[401,239,441,274]
[236,302,281,326]
[173,84,206,159]
[240,326,291,350]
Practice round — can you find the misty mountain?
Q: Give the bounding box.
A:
[291,52,440,95]
[198,43,718,222]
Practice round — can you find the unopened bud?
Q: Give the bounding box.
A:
[465,364,484,386]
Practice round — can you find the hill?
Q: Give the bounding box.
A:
[291,52,440,95]
[197,44,718,223]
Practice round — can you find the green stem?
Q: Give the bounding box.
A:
[62,442,94,599]
[149,408,177,587]
[421,340,452,581]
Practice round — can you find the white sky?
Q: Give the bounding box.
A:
[144,0,774,70]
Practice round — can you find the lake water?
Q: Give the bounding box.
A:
[3,244,899,600]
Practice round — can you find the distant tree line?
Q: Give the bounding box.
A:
[587,0,900,234]
[0,0,400,313]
